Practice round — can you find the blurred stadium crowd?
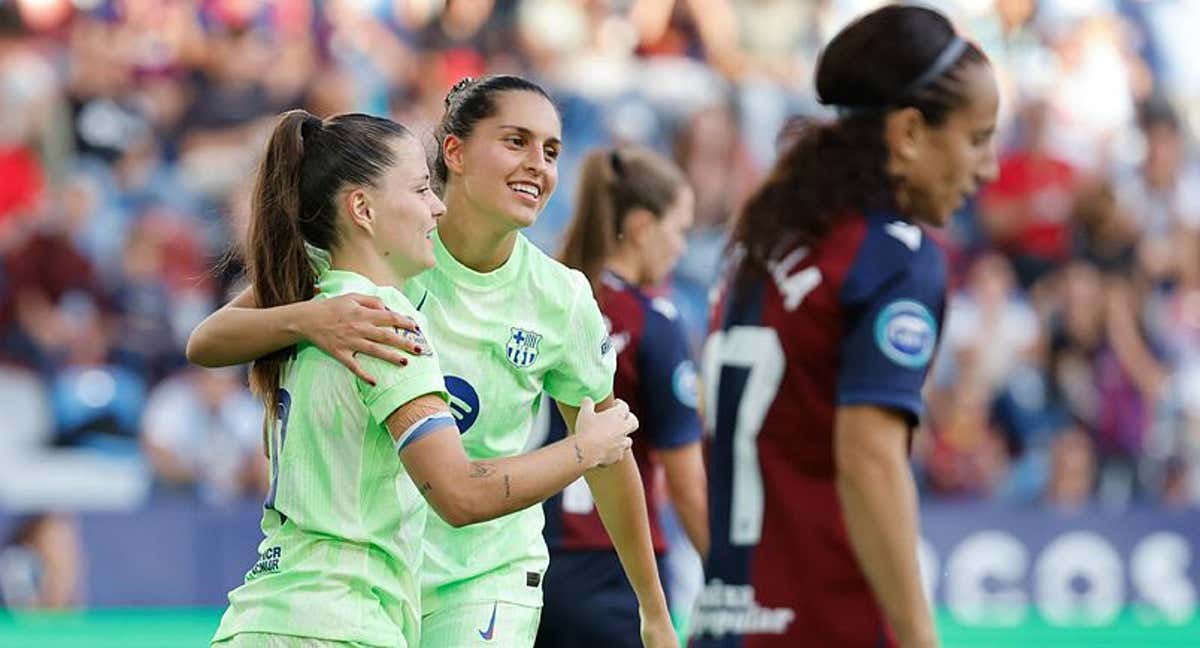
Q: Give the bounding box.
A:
[1,0,1199,611]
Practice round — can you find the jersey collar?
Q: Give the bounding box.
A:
[317,268,386,296]
[432,229,527,290]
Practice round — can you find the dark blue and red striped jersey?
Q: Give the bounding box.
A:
[691,212,946,647]
[543,271,703,553]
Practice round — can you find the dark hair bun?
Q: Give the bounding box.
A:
[445,77,476,107]
[815,5,956,110]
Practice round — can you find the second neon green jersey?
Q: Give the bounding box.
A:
[403,231,616,612]
[213,269,448,648]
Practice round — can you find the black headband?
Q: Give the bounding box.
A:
[831,36,968,117]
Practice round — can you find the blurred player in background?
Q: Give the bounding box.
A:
[536,146,708,647]
[693,5,999,648]
[206,110,640,648]
[190,77,677,647]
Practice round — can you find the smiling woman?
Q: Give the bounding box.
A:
[407,75,677,648]
[432,76,563,264]
[187,76,676,648]
[199,108,641,648]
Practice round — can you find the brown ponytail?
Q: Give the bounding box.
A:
[559,146,688,294]
[559,149,621,295]
[245,109,412,413]
[247,110,317,413]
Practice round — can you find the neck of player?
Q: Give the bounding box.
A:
[605,248,645,287]
[439,187,520,273]
[329,239,406,290]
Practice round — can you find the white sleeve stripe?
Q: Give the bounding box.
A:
[395,413,457,453]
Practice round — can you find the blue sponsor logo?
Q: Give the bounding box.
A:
[673,360,699,409]
[445,375,480,433]
[873,300,937,369]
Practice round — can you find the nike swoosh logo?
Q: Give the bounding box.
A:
[477,601,498,641]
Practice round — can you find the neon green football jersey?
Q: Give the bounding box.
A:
[403,230,616,613]
[212,269,448,648]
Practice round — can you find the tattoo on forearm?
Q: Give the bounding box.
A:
[574,442,583,465]
[470,462,496,478]
[504,474,511,498]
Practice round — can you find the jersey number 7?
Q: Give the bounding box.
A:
[702,327,784,546]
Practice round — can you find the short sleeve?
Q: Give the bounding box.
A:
[639,300,703,449]
[837,239,946,424]
[543,274,617,407]
[355,305,448,426]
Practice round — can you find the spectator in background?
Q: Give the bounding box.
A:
[1071,179,1138,275]
[979,97,1077,288]
[1043,259,1169,507]
[1044,427,1097,510]
[1116,98,1200,288]
[0,514,82,610]
[140,366,264,505]
[923,380,1012,500]
[176,23,297,200]
[1040,11,1139,173]
[109,215,186,385]
[47,292,145,451]
[935,253,1054,480]
[939,253,1040,397]
[0,2,64,243]
[0,198,111,372]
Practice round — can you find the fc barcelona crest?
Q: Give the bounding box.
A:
[505,327,542,368]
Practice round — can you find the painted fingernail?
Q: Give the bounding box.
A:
[400,357,409,365]
[413,346,423,354]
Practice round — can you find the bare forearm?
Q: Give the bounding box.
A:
[557,399,669,615]
[837,459,935,647]
[667,481,709,559]
[417,429,595,525]
[587,459,669,614]
[187,303,308,367]
[446,441,590,525]
[662,445,710,558]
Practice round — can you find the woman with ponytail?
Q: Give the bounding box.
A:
[536,146,707,647]
[208,110,639,648]
[695,5,1000,648]
[193,78,677,647]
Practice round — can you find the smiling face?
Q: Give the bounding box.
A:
[357,135,446,279]
[444,91,562,230]
[896,62,1001,226]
